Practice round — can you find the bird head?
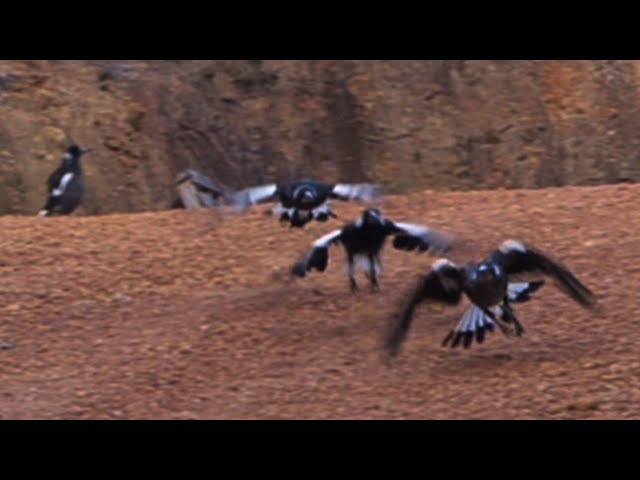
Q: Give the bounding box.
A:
[63,145,91,168]
[473,262,498,284]
[361,208,384,227]
[67,144,91,158]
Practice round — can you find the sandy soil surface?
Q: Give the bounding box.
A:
[0,183,637,419]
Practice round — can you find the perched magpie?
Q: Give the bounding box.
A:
[292,208,454,291]
[38,144,91,217]
[386,239,596,355]
[228,179,381,228]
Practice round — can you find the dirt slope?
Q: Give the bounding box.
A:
[2,60,640,215]
[0,183,637,419]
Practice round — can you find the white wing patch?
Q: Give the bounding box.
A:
[231,184,277,210]
[432,258,457,271]
[312,229,342,248]
[507,282,531,301]
[52,172,74,197]
[499,239,526,254]
[247,184,277,205]
[431,258,461,291]
[507,280,544,302]
[332,183,379,201]
[394,222,453,253]
[394,222,429,238]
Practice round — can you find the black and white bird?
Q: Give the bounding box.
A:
[228,179,381,228]
[38,144,91,217]
[385,239,596,355]
[292,208,454,291]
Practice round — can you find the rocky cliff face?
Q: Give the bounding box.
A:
[1,60,638,215]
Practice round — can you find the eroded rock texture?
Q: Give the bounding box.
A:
[0,60,638,215]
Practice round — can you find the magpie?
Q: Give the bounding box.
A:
[228,179,381,228]
[386,239,596,355]
[38,144,91,217]
[292,208,454,291]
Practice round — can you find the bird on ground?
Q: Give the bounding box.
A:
[38,144,91,217]
[228,179,381,228]
[385,239,596,356]
[292,208,454,291]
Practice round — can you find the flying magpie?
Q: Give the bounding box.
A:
[292,208,454,291]
[386,239,596,355]
[228,179,381,228]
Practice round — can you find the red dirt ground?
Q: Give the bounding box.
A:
[0,184,637,419]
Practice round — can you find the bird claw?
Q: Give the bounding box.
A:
[496,321,515,337]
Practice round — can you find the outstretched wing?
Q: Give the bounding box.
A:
[329,183,381,202]
[507,280,545,303]
[227,184,279,211]
[490,240,595,307]
[385,259,464,358]
[291,229,343,277]
[388,221,454,254]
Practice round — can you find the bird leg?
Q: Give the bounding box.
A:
[502,299,526,336]
[483,307,515,337]
[368,254,380,292]
[369,276,380,292]
[347,258,358,293]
